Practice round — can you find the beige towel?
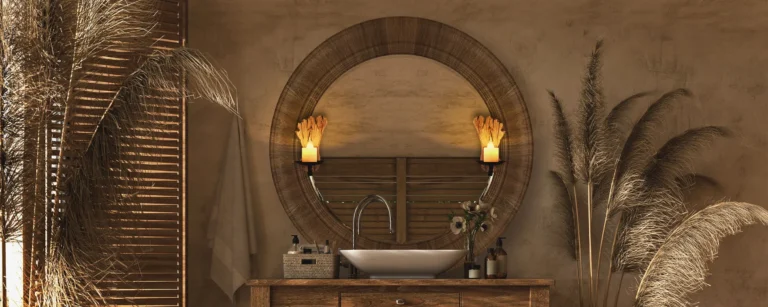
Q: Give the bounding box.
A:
[207,117,257,301]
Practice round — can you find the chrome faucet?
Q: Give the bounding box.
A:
[351,194,395,250]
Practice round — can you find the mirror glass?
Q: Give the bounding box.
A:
[316,55,487,157]
[313,56,491,243]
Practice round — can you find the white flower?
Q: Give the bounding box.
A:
[479,221,490,232]
[489,207,498,220]
[461,201,473,212]
[450,216,467,235]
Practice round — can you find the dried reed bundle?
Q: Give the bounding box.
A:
[310,115,328,147]
[297,119,311,147]
[295,115,327,147]
[473,116,505,147]
[473,116,490,146]
[1,0,236,305]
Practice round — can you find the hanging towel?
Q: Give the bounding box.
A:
[207,116,257,301]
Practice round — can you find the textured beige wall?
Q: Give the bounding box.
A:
[187,1,768,306]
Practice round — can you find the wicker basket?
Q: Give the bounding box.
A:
[283,254,339,279]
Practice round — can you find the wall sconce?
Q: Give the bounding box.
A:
[474,116,505,202]
[296,115,327,202]
[474,116,505,176]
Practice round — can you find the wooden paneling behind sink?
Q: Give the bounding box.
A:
[316,157,488,244]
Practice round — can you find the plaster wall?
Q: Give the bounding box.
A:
[187,1,768,306]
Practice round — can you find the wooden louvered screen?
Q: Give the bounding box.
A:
[38,1,187,306]
[317,159,399,242]
[316,158,488,244]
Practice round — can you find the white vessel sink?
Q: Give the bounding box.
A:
[340,249,466,279]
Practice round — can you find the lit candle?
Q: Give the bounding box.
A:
[483,141,499,163]
[301,140,318,163]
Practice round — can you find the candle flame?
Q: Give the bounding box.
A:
[486,140,495,149]
[306,140,315,149]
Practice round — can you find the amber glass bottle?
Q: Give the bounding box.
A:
[495,237,508,279]
[484,248,497,279]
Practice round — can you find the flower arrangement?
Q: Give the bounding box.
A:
[449,201,498,273]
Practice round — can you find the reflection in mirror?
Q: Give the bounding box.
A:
[312,55,492,244]
[315,55,487,157]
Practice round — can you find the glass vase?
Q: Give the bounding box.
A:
[463,232,476,278]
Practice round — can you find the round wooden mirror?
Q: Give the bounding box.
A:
[269,17,533,251]
[314,55,491,244]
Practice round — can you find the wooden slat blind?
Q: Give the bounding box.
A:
[42,1,187,306]
[316,157,487,244]
[316,158,398,243]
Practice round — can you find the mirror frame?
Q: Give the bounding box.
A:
[269,16,533,251]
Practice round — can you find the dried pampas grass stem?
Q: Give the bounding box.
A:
[635,202,768,307]
[547,40,758,307]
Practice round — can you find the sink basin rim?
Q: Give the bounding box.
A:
[340,249,467,279]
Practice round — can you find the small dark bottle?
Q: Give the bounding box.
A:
[484,248,497,279]
[495,237,508,279]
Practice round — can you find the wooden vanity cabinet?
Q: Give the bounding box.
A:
[248,279,553,307]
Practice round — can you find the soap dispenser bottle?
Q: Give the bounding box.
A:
[495,237,508,279]
[484,248,497,279]
[288,235,300,254]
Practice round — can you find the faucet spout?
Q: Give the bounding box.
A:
[351,194,395,249]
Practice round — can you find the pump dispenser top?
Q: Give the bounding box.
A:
[496,237,506,247]
[288,235,300,254]
[495,237,508,278]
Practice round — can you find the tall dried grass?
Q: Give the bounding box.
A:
[548,41,767,307]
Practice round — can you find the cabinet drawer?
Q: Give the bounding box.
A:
[461,287,531,307]
[341,292,459,307]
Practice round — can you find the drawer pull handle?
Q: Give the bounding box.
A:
[395,298,405,305]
